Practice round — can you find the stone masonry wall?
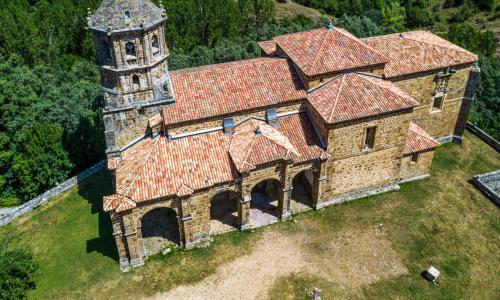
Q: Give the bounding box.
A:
[399,150,435,180]
[393,66,472,139]
[321,110,412,199]
[167,101,305,136]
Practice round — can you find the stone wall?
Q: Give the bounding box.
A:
[393,66,472,139]
[399,150,435,180]
[167,101,305,137]
[0,160,106,227]
[319,110,412,199]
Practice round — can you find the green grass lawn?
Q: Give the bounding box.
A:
[1,131,499,299]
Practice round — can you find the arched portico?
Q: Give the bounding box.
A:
[249,178,282,227]
[140,207,181,256]
[210,190,240,234]
[290,170,315,213]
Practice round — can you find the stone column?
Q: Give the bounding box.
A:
[238,194,252,230]
[111,215,130,272]
[279,186,292,220]
[122,212,144,268]
[312,162,328,210]
[454,63,481,143]
[180,214,195,248]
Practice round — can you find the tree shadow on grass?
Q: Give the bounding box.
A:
[78,170,119,262]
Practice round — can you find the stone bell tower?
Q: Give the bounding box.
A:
[87,0,175,156]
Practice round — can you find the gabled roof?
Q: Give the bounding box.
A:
[404,122,440,154]
[366,31,478,78]
[88,0,165,32]
[229,119,301,172]
[163,57,306,126]
[273,27,388,77]
[104,113,326,212]
[258,41,277,56]
[307,73,418,124]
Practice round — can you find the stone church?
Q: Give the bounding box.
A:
[88,0,480,271]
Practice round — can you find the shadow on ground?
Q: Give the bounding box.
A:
[78,170,119,262]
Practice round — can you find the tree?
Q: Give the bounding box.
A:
[12,123,73,201]
[0,237,38,299]
[335,14,386,38]
[380,1,407,32]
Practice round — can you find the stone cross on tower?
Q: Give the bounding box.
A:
[87,0,175,157]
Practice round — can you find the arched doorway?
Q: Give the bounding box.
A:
[141,207,180,256]
[250,179,281,227]
[210,190,239,234]
[290,170,315,213]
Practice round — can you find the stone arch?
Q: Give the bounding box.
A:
[140,207,180,256]
[125,41,136,57]
[250,178,282,227]
[152,35,160,54]
[290,169,315,213]
[132,74,140,90]
[210,190,240,234]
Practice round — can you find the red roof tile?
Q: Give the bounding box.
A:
[366,31,478,78]
[104,113,326,212]
[163,57,306,126]
[258,40,277,55]
[307,73,418,124]
[273,27,388,77]
[404,122,439,154]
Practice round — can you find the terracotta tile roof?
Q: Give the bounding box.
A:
[104,113,327,212]
[163,57,306,126]
[273,27,388,77]
[404,122,439,154]
[307,73,418,124]
[107,131,236,210]
[258,40,277,55]
[365,31,478,78]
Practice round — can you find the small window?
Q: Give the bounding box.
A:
[432,95,444,111]
[102,41,112,64]
[152,35,160,55]
[125,42,136,57]
[132,75,140,90]
[124,11,131,20]
[411,153,419,163]
[363,126,376,150]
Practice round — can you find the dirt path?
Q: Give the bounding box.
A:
[146,226,407,300]
[147,231,307,300]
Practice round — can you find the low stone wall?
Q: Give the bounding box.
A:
[472,170,500,207]
[0,160,107,227]
[467,122,500,152]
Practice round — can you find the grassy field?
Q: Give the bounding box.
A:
[1,131,499,299]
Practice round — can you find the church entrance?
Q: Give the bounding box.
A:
[290,170,315,213]
[141,208,180,256]
[210,191,239,235]
[250,179,281,228]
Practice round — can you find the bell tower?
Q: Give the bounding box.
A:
[87,0,174,156]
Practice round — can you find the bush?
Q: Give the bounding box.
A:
[0,237,38,299]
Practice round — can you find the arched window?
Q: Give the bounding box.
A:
[132,75,140,90]
[125,42,136,57]
[152,35,160,55]
[124,11,131,21]
[101,41,112,64]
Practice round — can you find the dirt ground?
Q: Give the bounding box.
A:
[146,225,407,300]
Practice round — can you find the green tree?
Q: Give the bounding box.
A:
[335,14,386,37]
[0,237,38,299]
[12,123,73,201]
[380,0,407,31]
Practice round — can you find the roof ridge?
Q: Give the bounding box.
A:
[400,32,475,56]
[307,29,331,75]
[171,57,282,74]
[123,137,163,198]
[333,27,389,62]
[240,135,258,171]
[356,73,413,101]
[327,75,346,123]
[409,122,438,144]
